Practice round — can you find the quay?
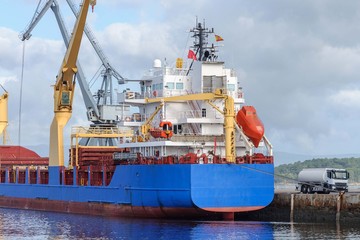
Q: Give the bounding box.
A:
[236,191,360,222]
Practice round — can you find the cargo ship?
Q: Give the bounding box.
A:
[0,0,274,220]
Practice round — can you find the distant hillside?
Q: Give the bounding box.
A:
[274,151,360,166]
[275,157,360,183]
[274,151,315,166]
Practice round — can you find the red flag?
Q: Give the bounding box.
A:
[187,49,197,60]
[215,34,224,42]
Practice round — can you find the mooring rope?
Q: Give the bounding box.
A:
[239,164,298,183]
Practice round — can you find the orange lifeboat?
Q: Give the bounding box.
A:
[236,106,264,147]
[150,121,173,139]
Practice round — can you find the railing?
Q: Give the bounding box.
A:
[121,108,219,125]
[71,126,133,136]
[119,88,244,102]
[163,67,189,76]
[113,152,138,161]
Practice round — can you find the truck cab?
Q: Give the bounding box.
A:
[325,169,349,192]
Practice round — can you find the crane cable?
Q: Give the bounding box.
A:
[18,40,26,153]
[239,164,298,183]
[88,64,103,89]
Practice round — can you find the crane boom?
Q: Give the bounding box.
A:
[19,0,101,123]
[140,102,164,138]
[66,0,125,84]
[49,0,93,173]
[50,1,100,122]
[19,0,125,126]
[19,0,54,41]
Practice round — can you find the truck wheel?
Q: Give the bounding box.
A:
[306,186,312,194]
[301,185,307,193]
[323,184,330,194]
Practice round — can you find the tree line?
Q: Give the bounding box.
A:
[275,157,360,184]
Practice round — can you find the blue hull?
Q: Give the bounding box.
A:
[0,164,274,218]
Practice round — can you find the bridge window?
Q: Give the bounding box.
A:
[166,82,175,89]
[227,84,235,91]
[176,82,184,89]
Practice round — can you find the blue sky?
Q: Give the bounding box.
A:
[1,0,360,161]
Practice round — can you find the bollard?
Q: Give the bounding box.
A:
[336,191,345,221]
[290,193,294,222]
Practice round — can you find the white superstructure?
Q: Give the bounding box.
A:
[114,21,272,163]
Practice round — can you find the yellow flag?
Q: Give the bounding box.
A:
[215,34,224,42]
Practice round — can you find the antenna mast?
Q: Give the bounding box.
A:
[190,19,214,61]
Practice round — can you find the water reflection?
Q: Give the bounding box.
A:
[0,208,359,239]
[273,221,360,240]
[0,210,274,239]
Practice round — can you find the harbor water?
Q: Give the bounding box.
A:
[0,208,359,239]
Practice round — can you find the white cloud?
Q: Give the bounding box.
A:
[237,17,255,29]
[318,45,360,77]
[0,76,17,85]
[330,89,360,108]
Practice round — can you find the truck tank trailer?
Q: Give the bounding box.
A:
[297,168,349,194]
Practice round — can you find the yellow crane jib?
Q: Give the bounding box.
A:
[140,102,164,137]
[49,0,93,169]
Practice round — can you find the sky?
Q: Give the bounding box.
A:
[1,0,360,160]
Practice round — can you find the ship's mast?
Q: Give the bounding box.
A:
[190,19,214,61]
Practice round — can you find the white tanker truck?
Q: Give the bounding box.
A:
[297,168,349,194]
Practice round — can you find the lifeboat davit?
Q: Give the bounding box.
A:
[150,121,173,139]
[236,106,264,147]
